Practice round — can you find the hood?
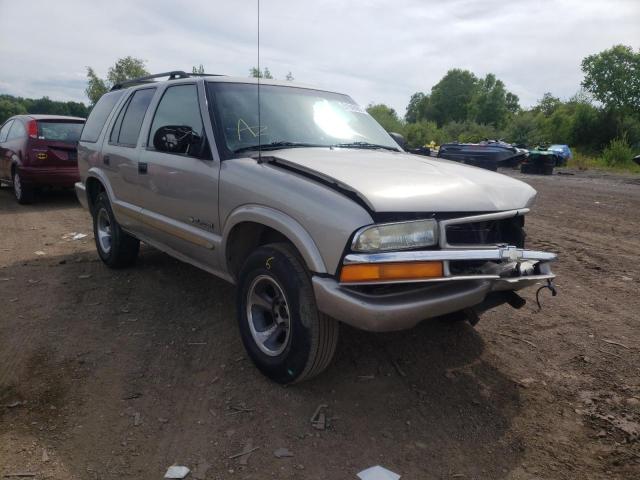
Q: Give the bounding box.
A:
[265,148,537,212]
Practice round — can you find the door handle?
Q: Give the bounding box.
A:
[103,155,110,165]
[138,162,148,174]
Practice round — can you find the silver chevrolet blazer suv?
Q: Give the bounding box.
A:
[75,71,557,383]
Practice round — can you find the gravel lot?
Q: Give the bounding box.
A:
[1,169,639,479]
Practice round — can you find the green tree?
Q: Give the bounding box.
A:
[285,72,294,81]
[0,97,27,123]
[424,69,478,126]
[469,74,514,128]
[581,45,640,111]
[85,56,149,105]
[192,64,205,74]
[404,120,443,147]
[106,56,149,85]
[249,67,273,79]
[85,67,108,106]
[505,92,520,114]
[535,92,562,116]
[504,112,539,145]
[66,101,89,118]
[405,92,429,123]
[366,103,404,133]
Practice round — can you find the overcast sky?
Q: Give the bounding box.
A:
[0,0,638,114]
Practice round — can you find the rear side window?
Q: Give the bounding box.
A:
[37,121,84,142]
[80,90,125,143]
[0,120,13,142]
[149,84,203,154]
[110,88,155,147]
[7,120,26,140]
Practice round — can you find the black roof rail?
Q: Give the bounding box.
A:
[188,73,226,78]
[110,71,225,91]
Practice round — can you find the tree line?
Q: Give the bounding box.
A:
[367,44,640,163]
[0,94,88,124]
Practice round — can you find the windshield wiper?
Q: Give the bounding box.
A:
[233,141,325,155]
[332,142,400,152]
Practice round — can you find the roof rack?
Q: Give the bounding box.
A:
[110,71,225,91]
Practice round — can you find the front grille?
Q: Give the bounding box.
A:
[445,216,525,247]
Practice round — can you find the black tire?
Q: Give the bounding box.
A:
[520,164,531,174]
[543,165,554,176]
[13,169,34,204]
[92,192,139,268]
[236,243,339,384]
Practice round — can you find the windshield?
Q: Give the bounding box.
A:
[38,121,84,142]
[207,82,399,156]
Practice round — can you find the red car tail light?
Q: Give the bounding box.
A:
[27,119,38,139]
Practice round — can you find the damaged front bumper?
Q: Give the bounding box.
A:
[312,245,557,332]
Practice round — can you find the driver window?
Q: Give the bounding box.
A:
[149,84,203,157]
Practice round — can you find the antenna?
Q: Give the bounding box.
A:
[257,0,262,162]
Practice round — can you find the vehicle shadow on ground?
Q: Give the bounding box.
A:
[1,246,523,479]
[0,187,79,216]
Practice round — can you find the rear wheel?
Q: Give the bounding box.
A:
[13,170,34,204]
[236,243,339,384]
[92,192,139,268]
[543,165,554,175]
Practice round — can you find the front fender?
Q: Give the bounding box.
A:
[221,204,327,274]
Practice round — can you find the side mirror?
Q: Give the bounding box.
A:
[389,132,406,149]
[153,125,202,155]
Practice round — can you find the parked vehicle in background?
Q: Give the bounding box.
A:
[438,140,526,171]
[547,144,572,166]
[75,71,557,384]
[0,115,85,203]
[633,154,639,166]
[520,147,560,175]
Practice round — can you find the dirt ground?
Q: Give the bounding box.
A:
[1,169,639,480]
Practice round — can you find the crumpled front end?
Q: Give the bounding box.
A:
[312,209,557,332]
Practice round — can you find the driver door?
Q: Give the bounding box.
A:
[136,82,222,271]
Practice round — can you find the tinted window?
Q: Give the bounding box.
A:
[111,88,155,146]
[7,120,26,140]
[38,121,84,142]
[109,96,129,144]
[81,90,125,143]
[149,84,203,155]
[0,120,13,142]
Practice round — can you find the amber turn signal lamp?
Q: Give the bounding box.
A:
[340,261,444,283]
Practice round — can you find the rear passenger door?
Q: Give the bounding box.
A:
[0,120,14,181]
[100,87,156,219]
[137,82,221,270]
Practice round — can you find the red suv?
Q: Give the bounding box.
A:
[0,114,85,203]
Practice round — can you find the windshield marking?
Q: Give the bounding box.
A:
[237,118,267,141]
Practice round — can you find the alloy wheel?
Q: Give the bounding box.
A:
[246,275,291,356]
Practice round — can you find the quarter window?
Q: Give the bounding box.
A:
[110,88,155,147]
[149,84,203,157]
[7,120,26,140]
[0,120,13,142]
[80,90,125,143]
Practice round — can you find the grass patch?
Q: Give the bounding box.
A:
[568,150,640,174]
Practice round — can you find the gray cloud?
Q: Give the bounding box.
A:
[0,0,638,115]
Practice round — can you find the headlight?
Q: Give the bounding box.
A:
[352,219,438,252]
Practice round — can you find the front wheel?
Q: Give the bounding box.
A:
[236,243,339,384]
[92,192,140,268]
